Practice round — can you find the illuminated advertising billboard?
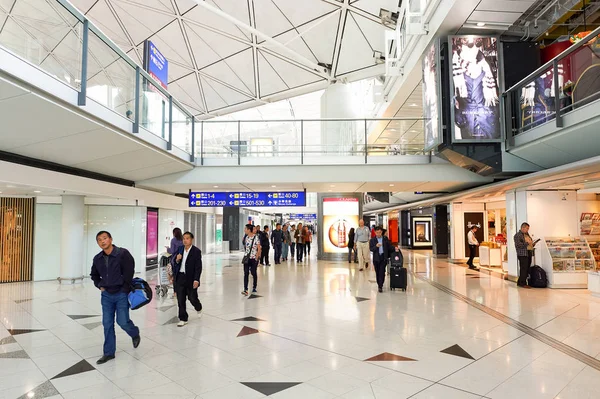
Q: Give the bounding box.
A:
[422,41,441,151]
[322,198,360,254]
[449,36,502,141]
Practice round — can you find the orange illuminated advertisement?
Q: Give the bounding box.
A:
[322,198,360,254]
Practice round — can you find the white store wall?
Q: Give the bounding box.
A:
[33,200,211,281]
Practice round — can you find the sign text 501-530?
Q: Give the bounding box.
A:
[189,192,306,208]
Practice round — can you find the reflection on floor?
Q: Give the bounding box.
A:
[1,251,600,398]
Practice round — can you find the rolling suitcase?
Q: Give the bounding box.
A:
[389,251,407,291]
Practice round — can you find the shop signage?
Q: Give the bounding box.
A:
[189,191,306,207]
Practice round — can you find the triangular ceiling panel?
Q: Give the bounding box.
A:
[86,0,131,48]
[183,0,251,41]
[174,0,197,15]
[169,74,206,113]
[257,51,289,97]
[270,29,319,64]
[202,76,255,111]
[296,11,340,66]
[147,20,194,68]
[184,22,223,68]
[271,0,339,27]
[335,11,376,75]
[253,0,294,39]
[351,11,392,54]
[51,0,396,116]
[111,0,176,46]
[351,0,399,18]
[166,61,195,83]
[202,56,255,97]
[259,51,324,91]
[122,0,175,14]
[186,23,250,66]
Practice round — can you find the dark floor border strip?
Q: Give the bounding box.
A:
[412,272,600,372]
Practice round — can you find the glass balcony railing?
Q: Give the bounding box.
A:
[0,0,430,165]
[196,118,429,165]
[503,27,600,141]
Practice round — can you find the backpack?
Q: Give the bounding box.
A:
[128,277,153,310]
[528,265,548,288]
[390,251,404,268]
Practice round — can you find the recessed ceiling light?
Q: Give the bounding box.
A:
[409,103,418,107]
[271,185,276,188]
[328,190,332,192]
[380,189,384,191]
[33,190,41,193]
[330,185,335,188]
[584,180,589,182]
[6,185,15,188]
[213,185,219,188]
[389,184,394,187]
[477,22,486,27]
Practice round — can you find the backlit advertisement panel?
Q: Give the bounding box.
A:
[449,36,501,141]
[422,41,441,151]
[322,198,359,254]
[146,209,158,266]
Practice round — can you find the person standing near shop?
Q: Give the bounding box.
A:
[348,227,356,264]
[295,223,305,262]
[289,224,296,259]
[242,224,261,296]
[171,232,203,327]
[304,225,312,257]
[259,225,271,266]
[91,231,141,365]
[271,223,284,265]
[514,222,533,288]
[467,225,480,271]
[370,226,399,293]
[356,219,371,271]
[282,223,290,261]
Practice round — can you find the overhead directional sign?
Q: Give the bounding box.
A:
[189,191,306,208]
[289,213,317,220]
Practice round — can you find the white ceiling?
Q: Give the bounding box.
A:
[0,75,192,182]
[461,0,537,30]
[46,0,400,117]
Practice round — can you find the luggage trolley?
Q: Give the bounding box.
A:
[156,253,173,297]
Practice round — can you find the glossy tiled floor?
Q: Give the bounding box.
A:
[2,250,600,399]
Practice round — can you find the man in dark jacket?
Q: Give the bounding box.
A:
[171,232,203,327]
[370,226,400,293]
[259,226,271,266]
[271,223,284,264]
[90,231,140,365]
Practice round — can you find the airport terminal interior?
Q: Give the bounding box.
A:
[3,0,600,398]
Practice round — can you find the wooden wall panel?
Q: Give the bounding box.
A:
[0,198,34,283]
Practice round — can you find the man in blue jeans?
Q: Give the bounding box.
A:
[90,231,141,365]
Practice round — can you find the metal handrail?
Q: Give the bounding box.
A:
[200,118,428,123]
[505,26,600,93]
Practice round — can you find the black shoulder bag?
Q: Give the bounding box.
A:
[242,236,256,265]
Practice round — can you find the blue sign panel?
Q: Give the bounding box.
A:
[289,213,317,220]
[146,41,168,89]
[189,192,306,208]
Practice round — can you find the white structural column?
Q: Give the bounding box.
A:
[320,83,359,155]
[60,195,85,283]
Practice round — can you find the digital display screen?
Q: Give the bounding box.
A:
[422,41,441,150]
[322,198,360,254]
[450,36,501,141]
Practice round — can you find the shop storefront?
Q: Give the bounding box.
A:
[506,191,600,291]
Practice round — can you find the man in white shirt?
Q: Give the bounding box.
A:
[171,232,203,327]
[355,219,372,271]
[467,226,479,270]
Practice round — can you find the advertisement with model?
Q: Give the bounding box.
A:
[422,41,441,151]
[449,36,502,141]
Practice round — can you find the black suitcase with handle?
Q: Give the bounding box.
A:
[389,251,407,291]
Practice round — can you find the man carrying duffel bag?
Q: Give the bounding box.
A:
[90,231,141,365]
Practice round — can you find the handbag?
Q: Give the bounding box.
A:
[242,236,256,265]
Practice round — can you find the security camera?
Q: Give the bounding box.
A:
[534,19,538,29]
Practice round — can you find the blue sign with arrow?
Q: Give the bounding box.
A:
[189,191,306,208]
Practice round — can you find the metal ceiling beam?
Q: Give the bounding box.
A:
[193,0,331,81]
